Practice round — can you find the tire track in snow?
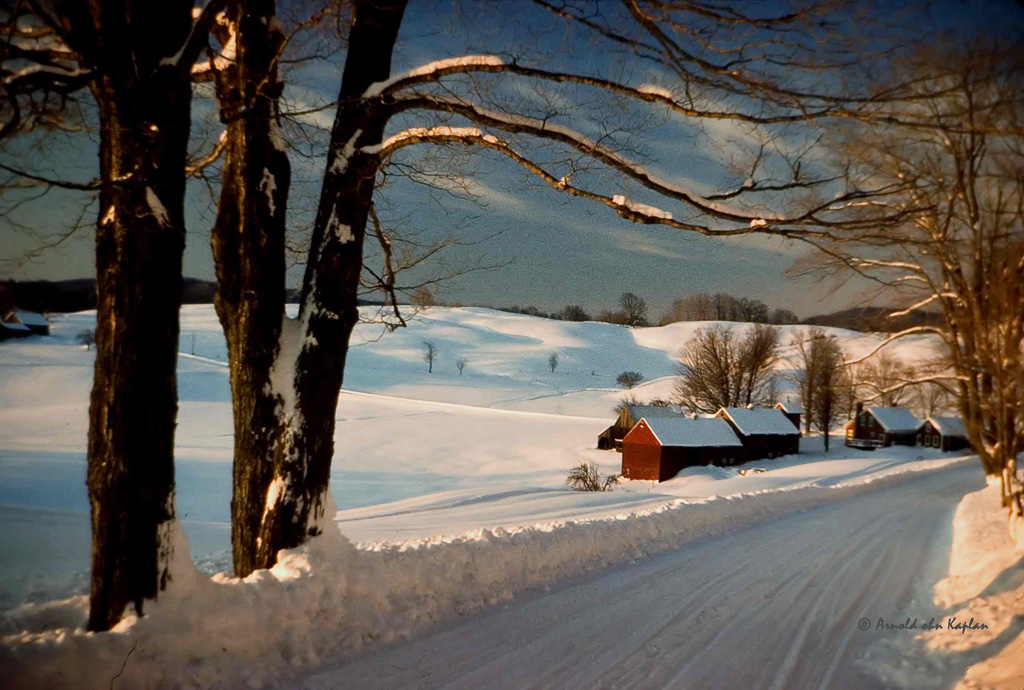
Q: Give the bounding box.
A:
[294,464,981,690]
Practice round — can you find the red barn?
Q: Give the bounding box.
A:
[622,417,746,482]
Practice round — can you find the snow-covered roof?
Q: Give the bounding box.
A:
[718,408,801,436]
[927,416,968,438]
[867,406,920,433]
[776,401,804,414]
[10,309,47,327]
[0,320,30,332]
[625,404,682,421]
[638,417,743,448]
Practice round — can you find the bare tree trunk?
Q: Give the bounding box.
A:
[220,0,408,577]
[80,1,196,631]
[210,0,293,576]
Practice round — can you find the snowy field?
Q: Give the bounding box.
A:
[0,305,948,607]
[4,305,1013,689]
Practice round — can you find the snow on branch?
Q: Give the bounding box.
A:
[364,55,507,98]
[364,55,842,126]
[389,94,897,234]
[366,126,809,237]
[887,293,953,319]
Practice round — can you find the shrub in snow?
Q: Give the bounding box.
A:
[565,462,619,491]
[616,371,645,389]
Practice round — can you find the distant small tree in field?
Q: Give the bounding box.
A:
[77,329,95,351]
[616,371,645,389]
[423,341,437,373]
[456,357,467,375]
[565,462,619,491]
[619,292,649,328]
[548,352,558,372]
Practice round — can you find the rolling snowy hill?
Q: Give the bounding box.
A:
[0,305,948,608]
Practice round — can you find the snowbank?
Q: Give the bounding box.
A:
[1,455,971,690]
[859,480,1024,689]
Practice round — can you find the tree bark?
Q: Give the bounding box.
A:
[218,0,408,577]
[66,1,197,631]
[210,0,293,576]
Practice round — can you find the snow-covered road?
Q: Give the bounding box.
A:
[294,464,983,689]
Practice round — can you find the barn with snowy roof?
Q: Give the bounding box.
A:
[844,403,920,449]
[598,403,684,450]
[916,416,971,452]
[621,417,746,481]
[715,407,801,460]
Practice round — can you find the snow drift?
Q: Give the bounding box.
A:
[1,454,971,690]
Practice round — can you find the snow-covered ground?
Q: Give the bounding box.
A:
[3,304,1011,688]
[0,305,946,606]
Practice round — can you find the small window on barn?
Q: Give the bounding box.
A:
[933,435,940,445]
[917,434,923,445]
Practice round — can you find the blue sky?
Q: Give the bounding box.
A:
[2,0,1020,320]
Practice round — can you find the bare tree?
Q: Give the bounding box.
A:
[597,310,629,325]
[660,294,714,324]
[548,351,558,373]
[911,381,952,419]
[616,371,644,389]
[735,298,770,324]
[792,328,847,450]
[77,329,95,351]
[0,1,224,631]
[675,324,778,413]
[770,308,799,325]
[858,351,912,406]
[807,332,847,452]
[738,324,780,407]
[806,41,1024,535]
[423,340,437,373]
[455,356,467,375]
[565,462,619,492]
[619,292,648,328]
[560,305,590,322]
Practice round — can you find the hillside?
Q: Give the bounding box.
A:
[0,305,948,609]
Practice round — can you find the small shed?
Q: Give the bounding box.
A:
[622,416,746,481]
[774,401,804,433]
[2,309,49,336]
[716,407,801,460]
[598,404,683,450]
[917,417,971,452]
[845,403,920,449]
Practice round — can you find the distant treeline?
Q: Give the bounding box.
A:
[4,280,941,334]
[489,292,799,327]
[483,294,940,333]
